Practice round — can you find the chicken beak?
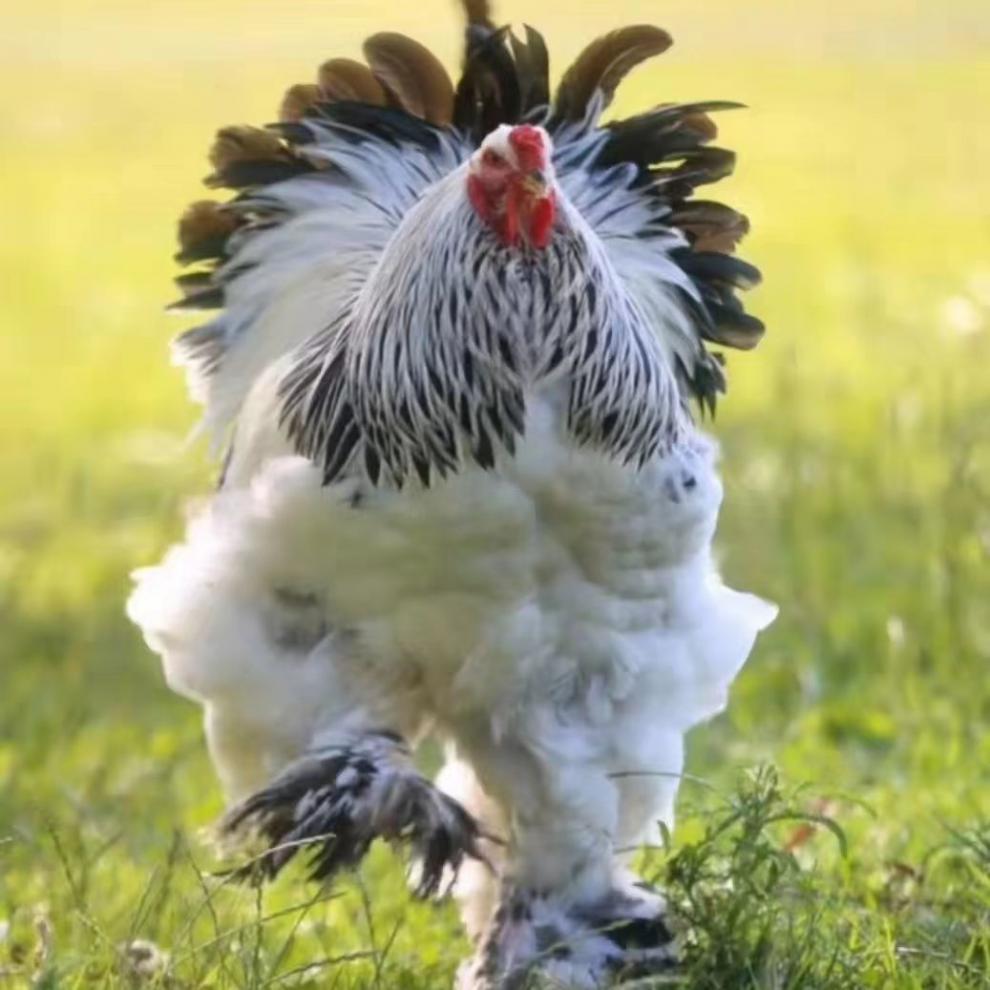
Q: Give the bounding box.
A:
[519,169,549,198]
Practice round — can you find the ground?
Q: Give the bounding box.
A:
[1,1,988,987]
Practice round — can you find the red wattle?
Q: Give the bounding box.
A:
[468,172,556,250]
[528,193,556,250]
[467,174,495,231]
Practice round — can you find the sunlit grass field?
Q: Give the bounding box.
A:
[2,1,989,986]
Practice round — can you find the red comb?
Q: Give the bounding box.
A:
[509,125,548,172]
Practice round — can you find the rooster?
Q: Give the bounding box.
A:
[128,2,776,986]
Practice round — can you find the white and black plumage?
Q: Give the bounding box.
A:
[128,4,776,986]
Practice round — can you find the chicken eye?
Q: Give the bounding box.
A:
[482,149,506,168]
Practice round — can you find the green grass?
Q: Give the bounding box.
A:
[1,1,989,986]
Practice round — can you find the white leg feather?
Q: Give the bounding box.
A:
[127,469,488,889]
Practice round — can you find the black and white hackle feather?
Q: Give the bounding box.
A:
[170,1,763,481]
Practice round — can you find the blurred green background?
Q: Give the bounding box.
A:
[1,1,988,986]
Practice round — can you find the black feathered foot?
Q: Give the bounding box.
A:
[459,878,678,989]
[220,731,488,897]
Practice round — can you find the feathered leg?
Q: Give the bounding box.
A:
[451,726,678,990]
[128,476,487,894]
[223,730,487,893]
[436,751,507,940]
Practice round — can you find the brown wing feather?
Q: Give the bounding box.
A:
[711,324,764,350]
[317,58,387,106]
[208,126,285,170]
[176,200,241,263]
[679,111,719,143]
[362,32,454,125]
[672,202,750,255]
[205,126,295,188]
[555,24,672,121]
[279,83,322,123]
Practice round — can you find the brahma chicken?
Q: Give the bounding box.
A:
[128,2,776,985]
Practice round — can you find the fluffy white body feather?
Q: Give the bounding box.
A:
[130,380,774,894]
